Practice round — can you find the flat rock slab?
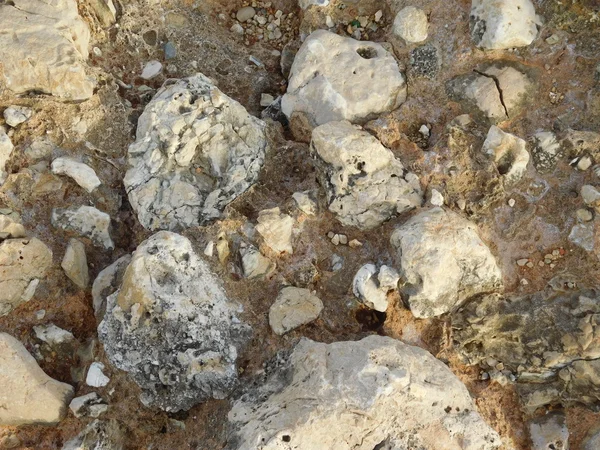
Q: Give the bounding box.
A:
[268,286,323,335]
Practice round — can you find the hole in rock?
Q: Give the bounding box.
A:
[357,47,378,59]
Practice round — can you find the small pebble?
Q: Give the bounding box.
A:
[374,10,383,22]
[578,156,593,171]
[516,258,529,267]
[141,60,162,80]
[349,239,362,248]
[526,261,534,268]
[508,198,516,207]
[260,93,275,107]
[520,278,529,286]
[230,23,244,34]
[430,189,444,206]
[331,234,340,246]
[577,208,593,222]
[236,6,256,22]
[338,234,348,245]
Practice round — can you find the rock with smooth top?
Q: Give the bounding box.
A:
[393,6,428,43]
[61,238,89,289]
[51,157,101,193]
[269,287,323,335]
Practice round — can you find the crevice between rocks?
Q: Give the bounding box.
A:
[473,69,509,119]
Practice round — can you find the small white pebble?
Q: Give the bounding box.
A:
[349,239,362,248]
[204,241,214,257]
[430,189,444,206]
[331,234,340,246]
[338,234,348,245]
[508,198,516,207]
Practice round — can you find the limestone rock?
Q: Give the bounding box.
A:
[51,158,101,193]
[240,244,275,279]
[255,208,294,254]
[393,6,428,43]
[311,121,422,230]
[390,207,502,318]
[69,393,108,419]
[92,255,132,322]
[352,264,399,312]
[0,215,26,240]
[86,362,110,388]
[62,419,124,450]
[299,0,329,9]
[88,0,117,28]
[52,206,114,250]
[0,0,93,100]
[568,222,595,253]
[529,412,569,450]
[61,239,89,289]
[227,336,501,450]
[0,127,14,184]
[124,73,267,231]
[482,126,530,184]
[0,333,73,426]
[268,286,323,335]
[532,131,563,173]
[292,191,317,215]
[0,237,52,317]
[98,231,250,412]
[4,106,33,128]
[470,0,538,49]
[34,324,75,346]
[282,30,406,127]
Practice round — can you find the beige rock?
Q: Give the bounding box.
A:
[256,208,294,254]
[482,126,530,183]
[240,244,275,279]
[0,127,14,184]
[61,239,89,289]
[51,157,101,193]
[269,286,323,335]
[0,333,73,425]
[0,215,26,240]
[91,255,131,322]
[392,6,428,43]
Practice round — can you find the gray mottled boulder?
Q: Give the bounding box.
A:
[0,333,73,426]
[0,0,93,100]
[282,30,406,127]
[391,208,502,318]
[98,231,250,412]
[124,74,268,231]
[227,336,501,450]
[311,121,422,230]
[52,206,114,250]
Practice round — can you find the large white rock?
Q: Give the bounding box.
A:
[311,121,422,230]
[124,74,268,231]
[470,0,539,49]
[0,127,14,184]
[392,6,429,43]
[52,206,114,250]
[0,0,93,100]
[51,157,101,193]
[98,231,250,412]
[227,336,501,450]
[482,125,529,184]
[0,333,73,425]
[282,30,406,127]
[390,207,502,318]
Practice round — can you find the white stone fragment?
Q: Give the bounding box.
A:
[86,362,110,388]
[141,60,162,80]
[0,127,14,184]
[3,106,33,127]
[69,392,108,418]
[393,6,428,43]
[33,324,75,346]
[52,206,114,250]
[255,208,294,254]
[268,286,323,335]
[240,244,275,279]
[430,189,444,206]
[51,157,101,193]
[298,0,329,9]
[352,263,398,312]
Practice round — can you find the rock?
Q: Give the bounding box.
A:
[352,264,399,312]
[3,106,33,128]
[299,0,329,9]
[61,239,89,289]
[52,206,114,250]
[51,157,101,193]
[430,188,444,206]
[260,93,275,107]
[583,427,600,450]
[69,393,108,418]
[92,255,131,322]
[141,60,162,80]
[292,191,317,215]
[0,0,93,100]
[562,129,600,160]
[0,237,52,317]
[282,30,407,128]
[88,0,117,27]
[470,0,539,49]
[0,215,26,240]
[240,244,275,279]
[227,336,501,450]
[410,44,439,78]
[164,42,177,60]
[255,208,294,254]
[0,332,73,425]
[577,208,593,222]
[124,74,267,231]
[34,324,75,346]
[581,185,600,211]
[98,231,250,412]
[311,121,422,230]
[391,208,502,318]
[0,127,14,184]
[482,126,530,183]
[25,138,56,161]
[62,419,125,450]
[568,222,595,252]
[577,155,593,171]
[236,6,255,22]
[392,6,428,43]
[86,362,110,387]
[230,23,244,35]
[529,411,569,450]
[532,132,562,173]
[268,286,323,335]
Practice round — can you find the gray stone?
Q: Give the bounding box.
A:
[86,362,110,387]
[529,412,569,450]
[34,324,75,346]
[0,127,14,184]
[69,393,108,418]
[52,206,114,250]
[88,0,117,27]
[268,286,323,335]
[124,74,267,231]
[3,106,33,128]
[0,215,26,240]
[236,6,255,22]
[240,244,274,279]
[410,44,439,78]
[352,264,399,312]
[292,191,317,215]
[98,231,250,412]
[61,239,89,289]
[141,60,162,80]
[51,157,101,193]
[568,222,595,252]
[482,125,530,184]
[164,42,177,60]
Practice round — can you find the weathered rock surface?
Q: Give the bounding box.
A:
[482,125,530,184]
[391,207,502,318]
[61,238,89,289]
[0,127,14,184]
[240,244,274,279]
[532,131,563,173]
[124,73,267,231]
[52,206,114,249]
[298,0,329,9]
[62,419,124,450]
[470,0,539,49]
[282,30,406,127]
[92,255,132,321]
[529,411,569,450]
[0,215,26,240]
[227,336,501,450]
[352,263,399,312]
[51,157,101,193]
[393,6,428,43]
[255,207,294,254]
[268,286,323,335]
[0,332,73,425]
[0,0,93,100]
[98,231,250,412]
[34,324,75,346]
[311,121,422,230]
[0,237,52,317]
[3,106,33,128]
[69,392,108,419]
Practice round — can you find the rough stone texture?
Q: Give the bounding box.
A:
[529,412,569,450]
[532,131,563,173]
[51,157,102,193]
[311,121,422,230]
[0,237,52,317]
[390,207,502,318]
[52,206,114,250]
[482,125,530,184]
[61,238,89,289]
[453,286,600,408]
[282,30,406,127]
[0,0,93,100]
[0,215,26,240]
[240,244,274,279]
[92,255,132,322]
[3,106,33,128]
[0,127,14,184]
[255,207,294,254]
[62,419,124,450]
[124,73,267,231]
[0,332,73,426]
[470,0,539,49]
[34,324,75,346]
[562,129,600,160]
[98,231,250,412]
[227,336,501,450]
[69,393,108,419]
[268,286,323,335]
[392,6,429,43]
[352,264,399,312]
[582,427,600,450]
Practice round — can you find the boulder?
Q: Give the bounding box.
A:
[0,0,93,100]
[282,30,406,127]
[98,231,250,412]
[482,126,530,184]
[390,207,502,318]
[52,206,114,249]
[255,208,294,254]
[227,336,501,450]
[61,238,89,289]
[311,121,422,230]
[0,127,14,184]
[0,237,52,317]
[123,74,268,231]
[51,157,101,193]
[470,0,538,49]
[0,333,73,426]
[268,286,323,335]
[392,6,428,43]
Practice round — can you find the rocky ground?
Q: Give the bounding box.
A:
[0,0,600,449]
